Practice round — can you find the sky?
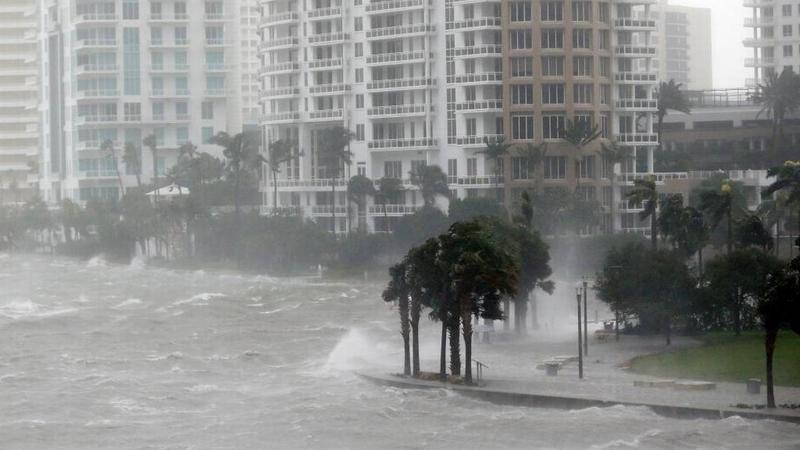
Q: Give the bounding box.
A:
[668,0,748,89]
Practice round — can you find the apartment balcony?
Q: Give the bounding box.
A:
[311,205,348,216]
[366,24,435,40]
[365,0,425,14]
[448,72,503,85]
[367,104,432,118]
[745,56,775,67]
[614,72,658,84]
[75,114,118,126]
[149,89,191,99]
[448,134,504,148]
[259,205,303,216]
[448,45,502,58]
[204,13,230,22]
[73,13,118,25]
[149,13,189,22]
[74,39,117,51]
[78,171,118,180]
[367,77,436,91]
[204,88,228,98]
[308,109,344,121]
[74,64,118,76]
[368,205,421,216]
[259,61,300,75]
[615,133,658,145]
[615,99,657,111]
[744,16,774,27]
[259,37,299,51]
[309,84,351,95]
[447,17,502,31]
[259,11,299,28]
[262,87,300,99]
[743,0,776,7]
[614,46,656,57]
[454,99,502,113]
[308,58,343,71]
[448,175,504,188]
[620,172,688,184]
[74,89,119,100]
[307,7,342,20]
[150,39,190,48]
[366,51,428,66]
[205,64,232,73]
[743,36,776,47]
[261,111,301,123]
[367,138,437,151]
[308,32,349,46]
[204,39,233,48]
[613,18,656,30]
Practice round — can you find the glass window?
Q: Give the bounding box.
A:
[202,126,214,143]
[201,101,214,120]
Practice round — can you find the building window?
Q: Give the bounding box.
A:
[510,30,532,49]
[785,45,794,57]
[512,114,535,140]
[510,2,532,22]
[123,28,140,95]
[124,103,141,121]
[511,57,533,77]
[541,56,564,76]
[784,25,793,37]
[573,84,593,104]
[511,157,529,180]
[355,43,363,57]
[578,155,596,179]
[202,126,214,143]
[572,29,592,49]
[466,118,477,136]
[384,160,402,178]
[448,159,458,177]
[354,17,362,31]
[782,4,792,16]
[541,84,564,104]
[201,101,214,120]
[572,1,591,22]
[176,127,189,144]
[542,114,565,140]
[543,156,566,179]
[541,29,563,49]
[573,56,593,76]
[122,0,139,19]
[356,94,364,108]
[467,158,477,176]
[355,68,363,83]
[541,1,563,21]
[356,124,365,141]
[152,102,164,120]
[511,85,534,104]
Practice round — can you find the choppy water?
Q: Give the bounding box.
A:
[0,254,798,449]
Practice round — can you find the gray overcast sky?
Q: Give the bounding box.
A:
[668,0,747,89]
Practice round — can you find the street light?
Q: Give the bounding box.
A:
[583,277,589,356]
[575,283,583,380]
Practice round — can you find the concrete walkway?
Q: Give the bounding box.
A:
[363,332,800,424]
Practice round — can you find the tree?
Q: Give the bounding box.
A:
[757,265,800,408]
[348,175,375,232]
[409,164,449,208]
[266,139,300,211]
[101,139,124,197]
[383,262,411,376]
[698,180,739,255]
[376,177,404,233]
[599,141,633,234]
[655,80,691,150]
[627,177,659,249]
[763,161,800,254]
[736,214,774,251]
[751,69,800,148]
[563,119,602,191]
[123,142,143,189]
[143,134,159,197]
[212,131,259,220]
[449,197,506,223]
[478,137,511,202]
[516,142,548,194]
[758,194,791,257]
[317,126,353,233]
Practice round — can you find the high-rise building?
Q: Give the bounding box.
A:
[652,0,712,90]
[0,0,40,204]
[744,0,798,86]
[38,0,245,203]
[259,0,660,236]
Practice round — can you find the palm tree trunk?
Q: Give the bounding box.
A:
[399,294,410,376]
[610,175,617,234]
[665,315,671,346]
[651,213,658,250]
[331,178,336,234]
[615,311,620,341]
[411,297,421,376]
[727,208,733,255]
[657,113,664,152]
[439,318,447,381]
[698,247,704,280]
[766,330,777,408]
[461,304,473,384]
[448,313,461,376]
[503,298,510,331]
[272,168,279,211]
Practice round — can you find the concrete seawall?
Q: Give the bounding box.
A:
[359,373,800,425]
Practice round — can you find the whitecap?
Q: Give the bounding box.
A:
[114,298,143,309]
[171,292,226,307]
[86,255,107,267]
[185,384,221,393]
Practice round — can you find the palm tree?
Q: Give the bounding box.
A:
[655,80,691,150]
[266,139,299,212]
[317,126,353,234]
[383,262,411,376]
[599,141,633,234]
[348,175,375,232]
[752,69,800,148]
[211,131,255,220]
[409,164,449,208]
[143,134,159,198]
[563,119,602,191]
[376,177,404,232]
[758,193,791,257]
[123,142,143,190]
[699,180,737,255]
[763,161,800,253]
[101,139,125,198]
[477,137,511,202]
[516,142,548,195]
[627,177,659,249]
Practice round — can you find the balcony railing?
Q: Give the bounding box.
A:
[368,205,421,215]
[367,138,437,150]
[448,135,504,146]
[366,24,435,39]
[367,104,431,117]
[365,0,425,13]
[367,78,435,90]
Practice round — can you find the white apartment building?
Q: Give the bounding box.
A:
[745,0,800,86]
[259,0,659,236]
[0,0,40,204]
[651,0,712,90]
[38,0,246,203]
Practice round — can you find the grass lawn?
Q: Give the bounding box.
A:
[630,331,800,387]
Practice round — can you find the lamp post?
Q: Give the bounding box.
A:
[583,277,589,356]
[576,284,583,380]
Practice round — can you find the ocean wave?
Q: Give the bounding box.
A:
[0,299,77,320]
[171,292,226,307]
[114,298,143,309]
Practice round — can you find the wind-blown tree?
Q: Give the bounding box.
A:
[698,179,739,255]
[563,119,602,191]
[758,193,791,257]
[751,69,800,148]
[409,164,450,208]
[516,142,548,194]
[212,131,261,220]
[101,139,124,197]
[515,191,534,229]
[266,139,299,211]
[596,242,649,340]
[376,177,404,232]
[348,175,375,232]
[123,142,143,190]
[627,177,659,249]
[449,197,506,223]
[383,261,411,376]
[758,265,800,408]
[763,161,800,251]
[655,80,691,149]
[478,137,511,202]
[317,126,354,233]
[530,187,573,235]
[736,214,774,252]
[599,141,633,234]
[143,134,160,196]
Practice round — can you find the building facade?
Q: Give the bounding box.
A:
[744,0,800,86]
[38,0,246,204]
[0,0,40,204]
[652,0,712,90]
[259,0,660,236]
